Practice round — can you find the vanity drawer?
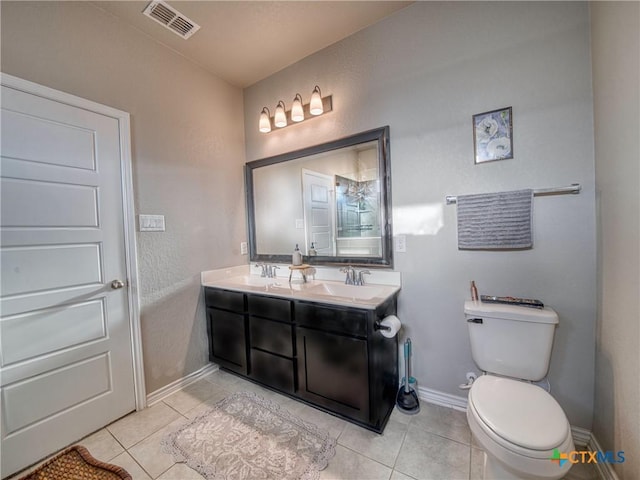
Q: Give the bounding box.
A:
[248,295,291,322]
[250,349,295,394]
[250,316,293,358]
[295,302,368,337]
[205,288,245,312]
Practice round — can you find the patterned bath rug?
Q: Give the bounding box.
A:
[162,391,336,480]
[19,445,131,480]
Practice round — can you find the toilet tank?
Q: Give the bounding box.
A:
[464,300,559,381]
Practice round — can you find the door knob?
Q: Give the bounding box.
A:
[111,279,125,289]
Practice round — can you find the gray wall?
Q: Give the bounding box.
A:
[1,2,247,394]
[244,2,597,428]
[591,2,640,478]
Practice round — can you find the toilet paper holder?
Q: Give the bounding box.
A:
[374,320,391,331]
[374,315,401,338]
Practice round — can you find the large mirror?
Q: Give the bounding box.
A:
[245,126,393,267]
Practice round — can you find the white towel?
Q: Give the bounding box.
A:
[457,189,533,249]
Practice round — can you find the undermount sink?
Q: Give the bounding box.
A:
[306,282,390,300]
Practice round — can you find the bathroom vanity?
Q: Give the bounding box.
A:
[205,126,399,431]
[203,273,400,433]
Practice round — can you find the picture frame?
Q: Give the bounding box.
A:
[472,106,513,164]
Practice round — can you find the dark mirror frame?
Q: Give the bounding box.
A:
[245,126,393,267]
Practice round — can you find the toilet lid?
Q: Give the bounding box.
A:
[469,376,569,451]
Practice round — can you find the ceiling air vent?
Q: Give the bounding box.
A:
[142,1,200,39]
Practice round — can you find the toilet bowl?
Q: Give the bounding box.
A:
[464,301,574,479]
[467,375,574,480]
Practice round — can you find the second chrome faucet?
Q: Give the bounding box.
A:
[256,263,279,278]
[340,266,371,286]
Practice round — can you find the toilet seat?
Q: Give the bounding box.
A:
[468,376,570,455]
[467,401,575,479]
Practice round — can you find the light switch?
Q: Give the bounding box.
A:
[139,214,165,232]
[395,235,406,253]
[295,219,304,229]
[240,242,248,255]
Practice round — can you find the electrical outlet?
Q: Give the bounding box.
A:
[395,234,406,252]
[240,242,248,255]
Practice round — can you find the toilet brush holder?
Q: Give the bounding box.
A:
[401,376,417,391]
[396,338,420,414]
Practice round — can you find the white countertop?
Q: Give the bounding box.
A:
[201,265,401,309]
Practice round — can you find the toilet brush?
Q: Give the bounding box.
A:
[396,338,420,414]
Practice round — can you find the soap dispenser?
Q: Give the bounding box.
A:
[309,242,317,256]
[292,244,303,266]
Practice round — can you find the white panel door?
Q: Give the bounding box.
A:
[302,169,335,255]
[0,82,136,477]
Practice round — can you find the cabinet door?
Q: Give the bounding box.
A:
[207,308,247,375]
[296,326,369,422]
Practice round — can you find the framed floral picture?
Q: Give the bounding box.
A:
[472,106,513,164]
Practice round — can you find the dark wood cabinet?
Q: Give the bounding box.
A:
[296,326,369,422]
[296,302,368,336]
[295,298,398,431]
[250,348,295,393]
[204,286,398,433]
[205,289,248,375]
[247,295,295,393]
[250,316,293,357]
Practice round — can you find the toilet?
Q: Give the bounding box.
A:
[464,301,574,480]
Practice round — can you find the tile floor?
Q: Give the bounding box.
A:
[10,369,599,480]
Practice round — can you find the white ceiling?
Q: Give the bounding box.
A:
[93,1,412,88]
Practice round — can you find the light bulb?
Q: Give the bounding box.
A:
[274,101,287,128]
[259,107,271,133]
[310,86,323,115]
[291,94,304,122]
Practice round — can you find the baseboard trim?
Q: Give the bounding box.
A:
[416,385,468,412]
[146,363,219,406]
[572,425,592,448]
[588,432,621,480]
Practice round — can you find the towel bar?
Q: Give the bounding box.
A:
[445,183,581,205]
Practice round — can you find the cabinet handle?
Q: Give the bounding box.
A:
[467,318,483,324]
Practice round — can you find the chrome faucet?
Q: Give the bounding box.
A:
[340,266,356,285]
[356,270,371,286]
[256,263,279,278]
[340,266,371,286]
[256,263,267,277]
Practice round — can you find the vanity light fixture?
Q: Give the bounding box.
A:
[291,94,304,122]
[274,101,287,128]
[258,85,333,133]
[309,85,324,115]
[259,107,272,133]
